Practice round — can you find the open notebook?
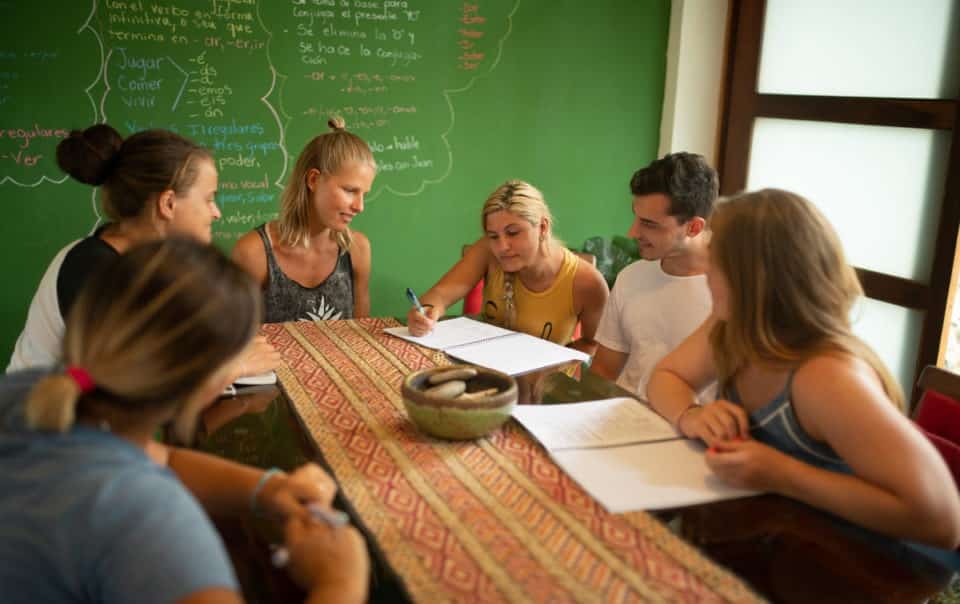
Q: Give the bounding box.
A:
[383,316,589,376]
[513,398,759,512]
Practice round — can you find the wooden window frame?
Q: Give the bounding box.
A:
[717,0,960,405]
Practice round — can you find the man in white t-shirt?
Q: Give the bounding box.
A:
[591,152,718,398]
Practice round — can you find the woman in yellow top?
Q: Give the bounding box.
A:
[407,180,609,355]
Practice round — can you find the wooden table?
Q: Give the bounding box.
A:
[196,319,957,603]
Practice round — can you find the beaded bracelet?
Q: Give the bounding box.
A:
[673,403,701,433]
[250,467,283,516]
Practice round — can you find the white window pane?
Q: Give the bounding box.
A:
[747,118,950,283]
[850,297,924,396]
[758,0,960,99]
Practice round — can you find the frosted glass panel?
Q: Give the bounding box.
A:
[747,119,949,283]
[758,0,960,99]
[850,297,924,396]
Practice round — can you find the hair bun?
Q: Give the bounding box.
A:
[56,124,123,186]
[327,116,346,132]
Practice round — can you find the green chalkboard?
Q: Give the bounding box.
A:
[0,0,669,364]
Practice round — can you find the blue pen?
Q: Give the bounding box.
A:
[406,287,425,314]
[270,503,350,568]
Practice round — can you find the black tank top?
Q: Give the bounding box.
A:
[255,224,354,323]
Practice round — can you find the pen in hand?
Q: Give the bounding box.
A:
[405,287,425,315]
[270,503,351,568]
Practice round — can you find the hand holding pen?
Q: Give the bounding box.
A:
[275,504,371,603]
[405,287,439,336]
[271,503,350,567]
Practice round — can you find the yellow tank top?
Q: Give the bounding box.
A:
[481,247,579,345]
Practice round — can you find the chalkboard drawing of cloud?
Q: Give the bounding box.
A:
[258,0,520,200]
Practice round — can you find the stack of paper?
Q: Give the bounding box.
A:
[384,317,589,376]
[512,398,759,512]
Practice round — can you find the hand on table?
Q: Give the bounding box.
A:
[237,335,282,378]
[705,437,790,492]
[678,399,750,446]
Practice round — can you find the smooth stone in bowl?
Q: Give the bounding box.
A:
[427,367,478,384]
[401,364,517,440]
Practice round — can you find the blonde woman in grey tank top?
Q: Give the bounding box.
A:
[254,224,355,323]
[232,118,375,323]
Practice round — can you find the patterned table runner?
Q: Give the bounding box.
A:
[264,318,762,604]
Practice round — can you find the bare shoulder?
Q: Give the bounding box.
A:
[349,229,371,258]
[463,236,489,258]
[463,236,494,270]
[573,254,609,298]
[791,353,898,435]
[793,353,886,402]
[231,227,268,287]
[350,230,370,270]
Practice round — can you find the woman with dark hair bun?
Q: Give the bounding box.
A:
[7,124,278,376]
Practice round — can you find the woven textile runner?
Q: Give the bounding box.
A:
[264,318,762,604]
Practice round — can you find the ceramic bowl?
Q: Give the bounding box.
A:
[401,364,518,440]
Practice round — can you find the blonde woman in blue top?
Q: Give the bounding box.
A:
[647,189,960,549]
[0,239,369,604]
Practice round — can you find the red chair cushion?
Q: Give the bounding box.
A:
[916,425,960,491]
[464,279,483,315]
[915,390,960,444]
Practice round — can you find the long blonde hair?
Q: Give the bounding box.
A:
[277,117,376,251]
[481,180,563,329]
[708,189,903,409]
[25,238,261,442]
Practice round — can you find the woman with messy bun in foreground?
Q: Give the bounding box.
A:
[6,124,278,376]
[232,117,375,323]
[0,238,370,604]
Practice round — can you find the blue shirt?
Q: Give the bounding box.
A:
[724,372,850,473]
[0,369,239,604]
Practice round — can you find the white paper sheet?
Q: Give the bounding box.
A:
[551,439,759,512]
[512,398,678,449]
[383,317,514,350]
[233,370,277,386]
[446,332,589,376]
[383,317,589,376]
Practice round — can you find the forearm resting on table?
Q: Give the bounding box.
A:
[647,369,701,426]
[167,447,267,518]
[774,454,960,548]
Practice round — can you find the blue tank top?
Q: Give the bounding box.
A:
[725,372,850,473]
[255,224,354,323]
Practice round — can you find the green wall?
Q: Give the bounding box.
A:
[0,0,668,364]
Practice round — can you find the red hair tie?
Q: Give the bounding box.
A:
[66,366,95,394]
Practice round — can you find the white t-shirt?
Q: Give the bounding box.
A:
[7,241,79,373]
[595,259,713,398]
